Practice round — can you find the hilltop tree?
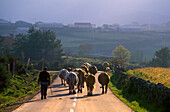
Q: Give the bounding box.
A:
[149,47,170,67]
[13,27,64,61]
[112,45,131,62]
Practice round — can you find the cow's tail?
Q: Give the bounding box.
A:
[70,74,75,89]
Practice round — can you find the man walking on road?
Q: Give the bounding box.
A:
[38,67,50,100]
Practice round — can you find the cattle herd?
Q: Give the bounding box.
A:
[59,62,110,96]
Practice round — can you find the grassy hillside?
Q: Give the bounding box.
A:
[56,31,170,60]
[127,67,170,88]
[1,25,170,60]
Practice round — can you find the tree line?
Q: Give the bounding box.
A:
[13,27,64,61]
[1,27,170,69]
[108,45,170,68]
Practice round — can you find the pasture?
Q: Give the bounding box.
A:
[56,30,170,60]
[127,67,170,88]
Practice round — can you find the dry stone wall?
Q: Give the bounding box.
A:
[114,68,170,110]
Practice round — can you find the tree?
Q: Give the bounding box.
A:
[149,47,170,67]
[78,43,93,57]
[0,36,12,55]
[0,63,11,90]
[0,36,5,55]
[109,57,126,66]
[13,27,64,61]
[112,45,131,62]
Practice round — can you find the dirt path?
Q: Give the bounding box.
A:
[13,71,133,112]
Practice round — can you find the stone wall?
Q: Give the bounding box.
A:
[114,71,170,110]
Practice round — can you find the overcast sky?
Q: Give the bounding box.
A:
[0,0,170,25]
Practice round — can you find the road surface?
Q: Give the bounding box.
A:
[13,72,133,112]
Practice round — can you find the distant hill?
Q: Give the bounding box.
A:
[0,19,11,24]
[15,20,32,27]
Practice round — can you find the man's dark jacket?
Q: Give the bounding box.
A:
[38,71,50,85]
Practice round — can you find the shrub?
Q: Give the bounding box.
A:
[0,63,11,91]
[15,63,26,75]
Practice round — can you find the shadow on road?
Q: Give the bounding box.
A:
[12,99,41,106]
[51,84,69,88]
[52,88,69,92]
[70,93,102,99]
[48,93,71,98]
[91,93,102,97]
[51,84,61,88]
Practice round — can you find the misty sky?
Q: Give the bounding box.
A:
[0,0,170,25]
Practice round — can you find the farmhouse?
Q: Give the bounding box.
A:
[74,22,93,29]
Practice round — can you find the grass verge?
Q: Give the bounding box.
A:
[0,71,58,112]
[108,73,165,112]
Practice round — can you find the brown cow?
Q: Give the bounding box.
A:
[98,72,110,94]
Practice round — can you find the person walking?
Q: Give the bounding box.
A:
[38,67,50,100]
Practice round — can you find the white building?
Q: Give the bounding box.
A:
[74,22,93,29]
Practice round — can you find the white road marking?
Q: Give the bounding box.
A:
[73,102,76,107]
[70,109,74,112]
[74,98,77,101]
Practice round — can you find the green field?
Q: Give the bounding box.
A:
[127,67,170,88]
[1,25,170,61]
[55,30,170,60]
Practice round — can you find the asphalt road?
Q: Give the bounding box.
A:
[13,71,133,112]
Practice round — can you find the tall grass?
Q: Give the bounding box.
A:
[0,73,39,109]
[127,67,170,88]
[0,71,57,110]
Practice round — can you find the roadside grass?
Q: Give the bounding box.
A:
[0,72,40,109]
[109,73,164,112]
[0,71,58,111]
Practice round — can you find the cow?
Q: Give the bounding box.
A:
[65,72,79,94]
